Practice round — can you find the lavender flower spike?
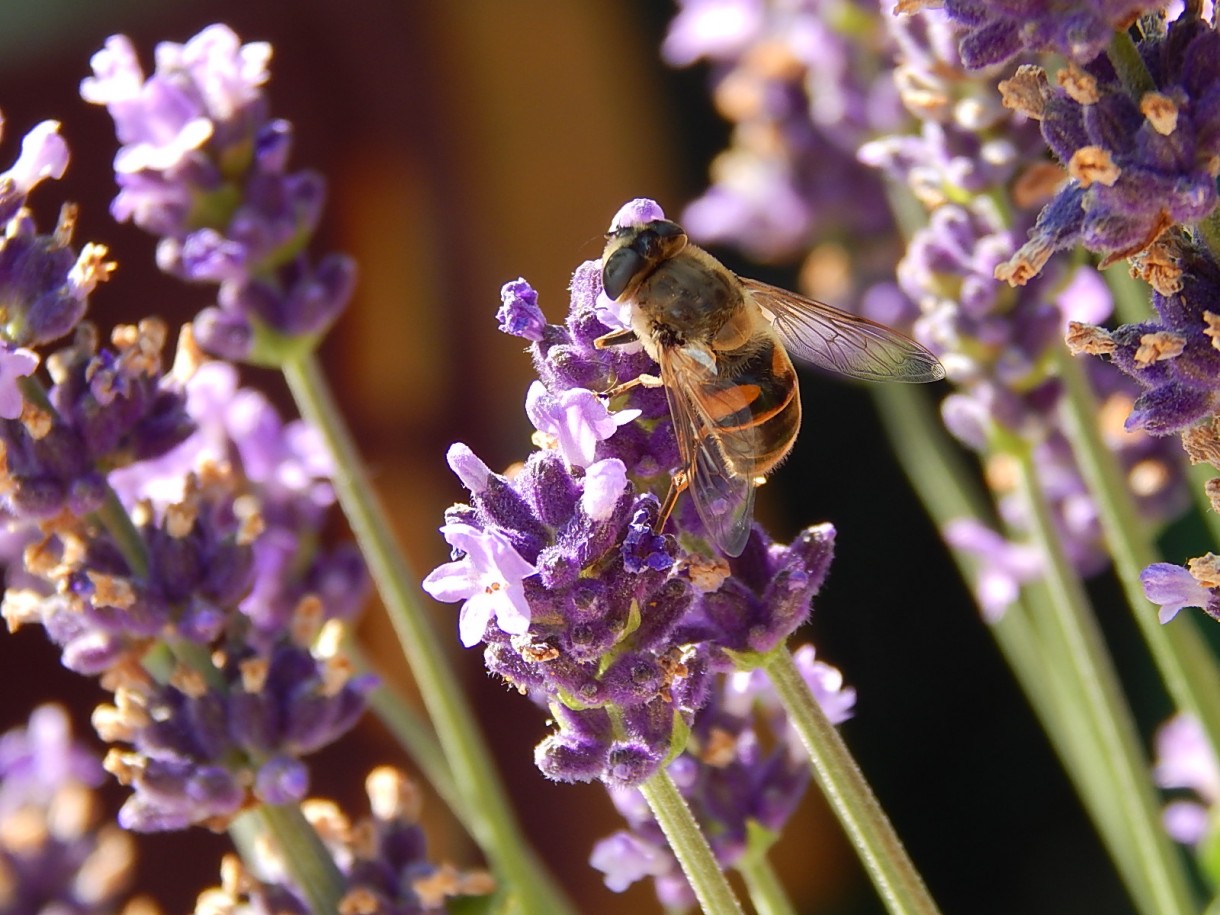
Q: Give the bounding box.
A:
[83,25,355,364]
[426,200,841,793]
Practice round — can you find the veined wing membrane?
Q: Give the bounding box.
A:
[739,276,945,383]
[659,346,755,557]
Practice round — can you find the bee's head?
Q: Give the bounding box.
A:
[601,219,687,301]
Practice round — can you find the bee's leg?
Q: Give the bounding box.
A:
[593,328,638,349]
[603,373,663,398]
[655,469,689,533]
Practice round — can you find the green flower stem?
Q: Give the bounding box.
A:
[872,385,1171,902]
[638,769,745,915]
[1102,262,1153,325]
[92,489,150,579]
[1056,346,1220,748]
[230,803,346,914]
[281,352,574,915]
[343,638,464,828]
[1015,448,1197,915]
[1107,29,1156,98]
[871,388,1095,769]
[1197,210,1220,266]
[764,647,941,915]
[1186,461,1220,547]
[737,850,799,915]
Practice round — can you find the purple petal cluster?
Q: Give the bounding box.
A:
[853,10,1189,613]
[424,202,838,788]
[937,0,1158,68]
[0,320,193,521]
[1001,15,1220,276]
[82,25,355,363]
[663,0,904,273]
[194,767,492,913]
[1153,714,1220,848]
[590,645,854,902]
[1069,244,1220,437]
[0,119,113,428]
[0,705,140,912]
[4,354,371,831]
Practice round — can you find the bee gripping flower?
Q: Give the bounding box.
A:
[426,202,843,792]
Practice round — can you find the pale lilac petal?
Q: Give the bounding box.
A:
[458,591,496,648]
[662,0,764,66]
[526,383,635,469]
[1163,800,1209,845]
[0,346,38,419]
[793,644,855,725]
[495,583,533,636]
[6,122,69,194]
[421,561,478,603]
[426,523,537,647]
[80,34,145,106]
[1154,714,1220,801]
[1055,266,1112,327]
[447,442,492,493]
[590,831,673,892]
[582,459,628,521]
[1141,562,1212,624]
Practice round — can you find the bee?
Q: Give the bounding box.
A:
[594,217,945,557]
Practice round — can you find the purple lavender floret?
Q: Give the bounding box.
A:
[1072,245,1220,437]
[0,705,140,913]
[425,201,839,788]
[4,351,372,830]
[590,645,855,901]
[0,320,192,521]
[0,120,110,380]
[1153,713,1220,849]
[82,25,356,363]
[939,0,1156,68]
[193,768,491,913]
[1008,15,1220,275]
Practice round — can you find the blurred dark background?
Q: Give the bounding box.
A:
[0,2,1161,913]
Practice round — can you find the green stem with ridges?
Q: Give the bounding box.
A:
[638,769,745,915]
[1056,346,1220,749]
[737,847,799,915]
[280,352,574,915]
[872,385,1176,906]
[1197,211,1220,266]
[1107,29,1156,98]
[1015,448,1197,915]
[230,803,346,914]
[764,647,940,915]
[1186,461,1220,549]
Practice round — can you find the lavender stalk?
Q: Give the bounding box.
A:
[637,771,746,915]
[764,648,940,915]
[78,24,571,912]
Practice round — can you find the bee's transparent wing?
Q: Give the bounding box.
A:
[659,348,755,557]
[739,276,945,383]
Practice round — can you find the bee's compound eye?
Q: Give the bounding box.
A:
[602,248,646,301]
